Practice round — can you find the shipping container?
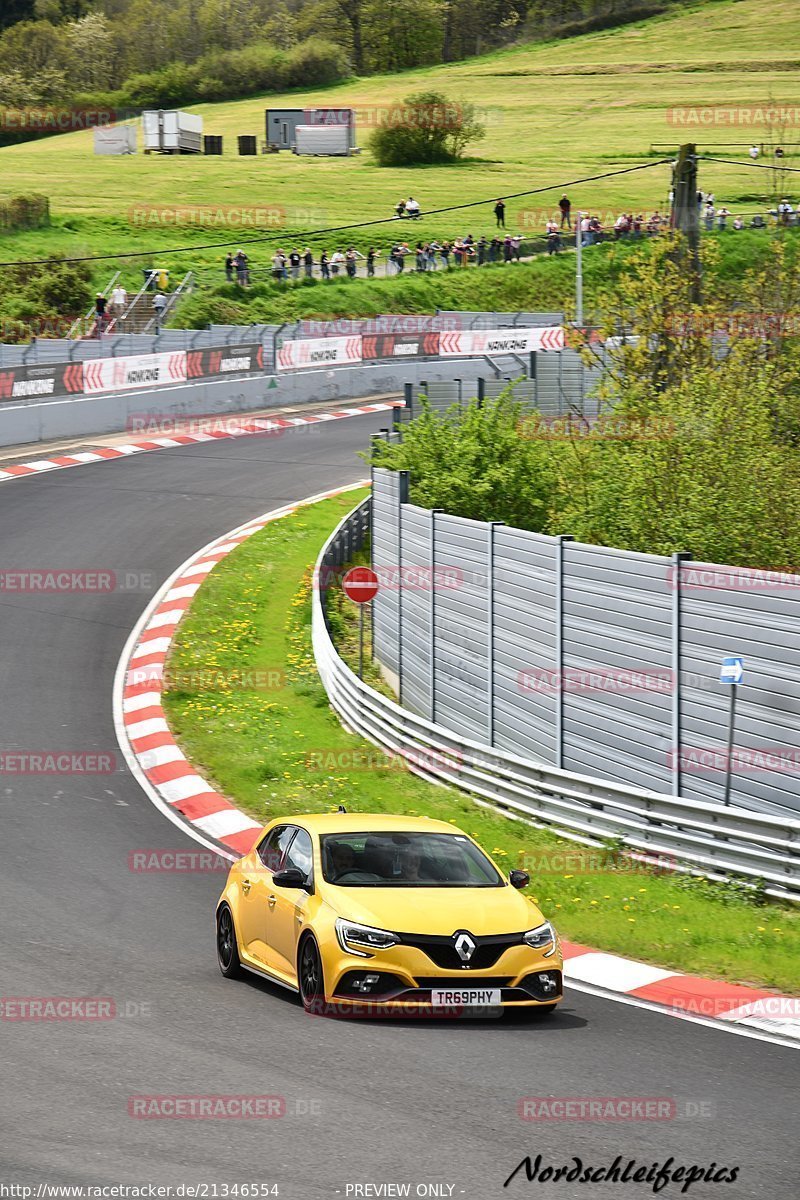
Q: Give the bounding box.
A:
[266,108,356,152]
[293,124,351,156]
[142,111,203,155]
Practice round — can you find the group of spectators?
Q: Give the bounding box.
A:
[220,189,797,285]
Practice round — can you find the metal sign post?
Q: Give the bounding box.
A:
[342,567,380,680]
[719,656,744,806]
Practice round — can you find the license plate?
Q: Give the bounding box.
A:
[431,988,501,1006]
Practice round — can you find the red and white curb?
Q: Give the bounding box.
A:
[0,401,402,484]
[114,489,799,1048]
[113,481,369,858]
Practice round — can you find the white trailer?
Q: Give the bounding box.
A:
[94,124,137,155]
[142,110,203,155]
[293,124,351,156]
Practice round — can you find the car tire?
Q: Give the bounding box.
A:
[298,935,325,1014]
[216,903,243,979]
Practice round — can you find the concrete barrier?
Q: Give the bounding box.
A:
[0,357,515,448]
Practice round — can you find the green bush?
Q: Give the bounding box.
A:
[0,193,49,230]
[369,89,485,166]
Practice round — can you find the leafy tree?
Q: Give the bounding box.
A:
[369,89,484,166]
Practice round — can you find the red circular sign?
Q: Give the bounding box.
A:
[342,566,379,604]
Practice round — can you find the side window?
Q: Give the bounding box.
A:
[257,825,295,872]
[284,828,313,881]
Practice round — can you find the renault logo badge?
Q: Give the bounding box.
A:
[454,932,476,963]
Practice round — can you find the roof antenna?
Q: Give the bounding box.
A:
[337,804,347,813]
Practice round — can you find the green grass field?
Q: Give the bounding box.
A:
[0,0,797,302]
[162,491,800,994]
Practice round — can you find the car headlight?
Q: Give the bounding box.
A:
[523,921,557,956]
[335,918,399,957]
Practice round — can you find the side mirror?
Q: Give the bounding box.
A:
[509,869,530,890]
[272,868,311,891]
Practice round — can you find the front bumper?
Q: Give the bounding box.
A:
[323,940,563,1011]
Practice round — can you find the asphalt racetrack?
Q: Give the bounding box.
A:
[0,413,796,1199]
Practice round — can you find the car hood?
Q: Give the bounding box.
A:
[331,885,544,936]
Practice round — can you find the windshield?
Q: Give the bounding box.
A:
[320,832,503,888]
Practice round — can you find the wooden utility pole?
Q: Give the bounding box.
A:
[671,143,702,304]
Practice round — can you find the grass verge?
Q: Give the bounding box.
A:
[162,489,800,994]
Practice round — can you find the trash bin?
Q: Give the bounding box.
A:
[204,134,223,155]
[238,135,257,156]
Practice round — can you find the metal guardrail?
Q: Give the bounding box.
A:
[312,498,800,902]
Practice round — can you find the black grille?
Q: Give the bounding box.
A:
[398,930,523,970]
[413,977,512,989]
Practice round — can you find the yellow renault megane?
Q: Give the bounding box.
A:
[215,812,563,1015]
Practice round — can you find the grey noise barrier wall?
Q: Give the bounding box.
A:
[371,467,800,820]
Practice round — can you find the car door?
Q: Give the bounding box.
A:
[236,824,294,965]
[266,826,314,981]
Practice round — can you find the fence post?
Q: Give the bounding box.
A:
[487,521,503,747]
[477,377,485,408]
[397,471,410,706]
[671,550,692,796]
[403,381,413,420]
[555,534,575,769]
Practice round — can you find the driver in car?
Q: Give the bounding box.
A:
[329,841,357,880]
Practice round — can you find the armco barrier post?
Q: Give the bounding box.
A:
[555,534,575,769]
[671,550,691,796]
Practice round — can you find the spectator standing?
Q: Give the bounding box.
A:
[426,242,440,270]
[224,253,234,283]
[440,241,451,269]
[366,247,378,277]
[93,293,108,336]
[494,199,506,228]
[303,248,314,279]
[331,249,345,276]
[152,290,167,333]
[235,249,250,285]
[109,283,127,324]
[546,219,560,254]
[704,201,715,231]
[503,235,513,262]
[558,194,571,229]
[511,234,522,261]
[415,243,426,272]
[580,214,593,246]
[345,247,362,277]
[488,237,500,263]
[271,250,285,282]
[320,250,330,280]
[717,206,730,230]
[477,236,487,266]
[289,249,301,280]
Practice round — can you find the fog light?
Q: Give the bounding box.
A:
[352,974,381,993]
